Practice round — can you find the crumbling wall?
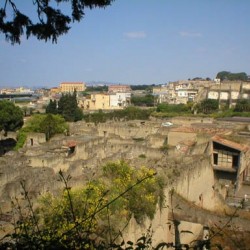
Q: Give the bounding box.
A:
[25,133,46,147]
[173,156,216,210]
[97,121,160,139]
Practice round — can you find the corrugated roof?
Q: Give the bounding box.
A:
[212,135,249,152]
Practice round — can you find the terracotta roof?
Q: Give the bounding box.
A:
[66,140,77,147]
[212,135,249,152]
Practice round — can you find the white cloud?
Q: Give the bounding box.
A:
[179,31,202,37]
[123,31,147,39]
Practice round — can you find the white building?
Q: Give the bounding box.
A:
[109,92,131,109]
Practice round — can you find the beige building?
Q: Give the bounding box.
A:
[82,93,110,110]
[108,85,131,93]
[60,82,86,93]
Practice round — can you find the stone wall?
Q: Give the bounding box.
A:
[0,131,16,140]
[122,155,219,245]
[25,133,46,147]
[168,131,197,146]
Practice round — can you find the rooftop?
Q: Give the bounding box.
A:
[212,135,249,152]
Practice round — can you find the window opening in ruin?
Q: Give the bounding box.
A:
[30,138,33,146]
[232,155,239,168]
[68,146,75,156]
[213,153,218,165]
[213,142,240,169]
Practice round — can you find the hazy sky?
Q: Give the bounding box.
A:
[0,0,250,88]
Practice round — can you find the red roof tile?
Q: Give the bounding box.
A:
[212,135,249,152]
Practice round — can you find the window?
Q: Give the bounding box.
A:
[213,153,218,165]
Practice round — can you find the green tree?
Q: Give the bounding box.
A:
[16,114,68,147]
[40,114,57,140]
[46,99,57,114]
[131,94,155,107]
[197,99,219,114]
[156,103,190,113]
[0,0,114,44]
[10,161,164,248]
[234,99,250,112]
[0,100,23,135]
[57,91,83,122]
[26,114,68,134]
[228,72,248,81]
[216,71,248,81]
[216,71,231,81]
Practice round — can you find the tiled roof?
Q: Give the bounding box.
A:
[212,135,249,152]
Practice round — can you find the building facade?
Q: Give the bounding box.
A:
[60,82,86,93]
[108,85,131,93]
[109,92,131,109]
[82,93,110,110]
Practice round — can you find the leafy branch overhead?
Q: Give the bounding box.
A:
[0,0,114,44]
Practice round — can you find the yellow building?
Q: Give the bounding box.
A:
[83,93,110,110]
[60,82,86,93]
[50,87,61,94]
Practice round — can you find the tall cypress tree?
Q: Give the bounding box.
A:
[46,99,57,114]
[56,91,83,122]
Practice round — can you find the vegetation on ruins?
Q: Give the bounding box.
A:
[156,103,191,114]
[46,91,83,122]
[0,0,114,44]
[131,94,155,107]
[0,161,166,249]
[216,71,248,81]
[234,99,250,112]
[196,99,219,114]
[1,164,246,249]
[15,114,68,149]
[0,100,23,135]
[83,106,153,124]
[81,99,250,121]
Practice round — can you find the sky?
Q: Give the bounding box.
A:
[0,0,250,88]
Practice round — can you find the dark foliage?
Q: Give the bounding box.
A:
[131,94,155,107]
[197,99,219,114]
[156,103,190,113]
[83,107,153,124]
[0,0,114,44]
[216,71,248,81]
[0,100,24,134]
[46,99,57,114]
[130,85,154,91]
[46,91,83,122]
[85,85,109,92]
[234,99,250,112]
